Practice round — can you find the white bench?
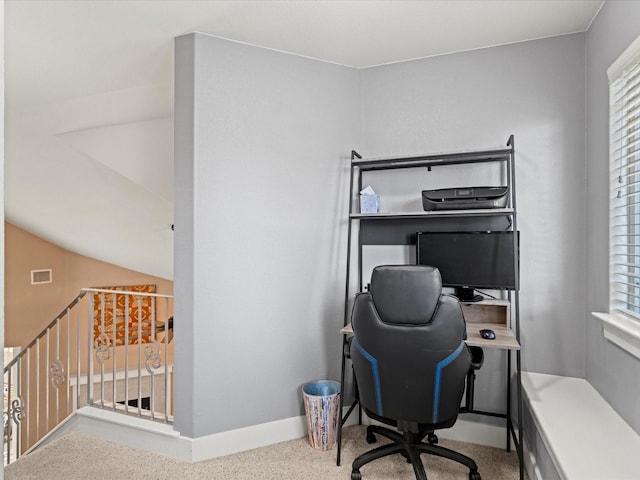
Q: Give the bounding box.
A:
[522,372,640,480]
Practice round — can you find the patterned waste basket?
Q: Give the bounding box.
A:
[302,380,341,450]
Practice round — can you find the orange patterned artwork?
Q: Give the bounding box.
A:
[93,285,156,346]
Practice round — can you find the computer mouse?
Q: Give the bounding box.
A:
[480,329,496,340]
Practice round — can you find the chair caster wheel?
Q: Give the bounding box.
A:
[351,469,362,480]
[366,432,376,444]
[469,471,481,480]
[427,433,438,444]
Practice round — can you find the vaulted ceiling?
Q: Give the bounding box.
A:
[4,0,604,279]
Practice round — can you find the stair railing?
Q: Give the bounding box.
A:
[3,288,174,465]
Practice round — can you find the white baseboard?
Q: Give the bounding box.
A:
[190,411,308,462]
[438,418,509,450]
[360,413,508,450]
[43,406,507,464]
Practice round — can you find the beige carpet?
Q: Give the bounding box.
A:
[5,425,519,479]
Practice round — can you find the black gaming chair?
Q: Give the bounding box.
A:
[349,265,480,480]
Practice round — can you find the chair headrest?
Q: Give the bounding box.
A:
[370,265,442,325]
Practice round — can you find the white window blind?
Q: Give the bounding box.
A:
[610,50,640,319]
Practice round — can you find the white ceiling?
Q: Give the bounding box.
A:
[3,0,605,280]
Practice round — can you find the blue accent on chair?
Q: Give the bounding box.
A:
[433,342,465,422]
[353,338,383,416]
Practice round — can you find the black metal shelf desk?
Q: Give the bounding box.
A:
[336,136,523,480]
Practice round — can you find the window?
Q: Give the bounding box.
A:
[595,34,640,360]
[609,36,640,321]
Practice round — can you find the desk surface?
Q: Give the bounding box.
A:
[340,322,520,350]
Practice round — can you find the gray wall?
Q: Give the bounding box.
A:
[172,11,638,440]
[586,0,640,433]
[174,33,359,437]
[359,34,588,397]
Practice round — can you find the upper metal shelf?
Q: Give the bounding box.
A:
[352,146,513,172]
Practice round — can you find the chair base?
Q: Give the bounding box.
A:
[351,425,481,480]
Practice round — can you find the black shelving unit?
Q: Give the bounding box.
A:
[336,136,523,480]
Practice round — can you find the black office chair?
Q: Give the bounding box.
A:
[349,265,480,480]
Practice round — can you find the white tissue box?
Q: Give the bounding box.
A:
[360,194,380,213]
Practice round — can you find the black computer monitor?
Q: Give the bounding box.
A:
[416,231,519,302]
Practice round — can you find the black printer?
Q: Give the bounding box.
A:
[421,186,509,211]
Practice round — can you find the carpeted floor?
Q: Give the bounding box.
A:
[5,425,519,479]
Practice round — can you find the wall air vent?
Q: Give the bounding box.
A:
[31,269,52,285]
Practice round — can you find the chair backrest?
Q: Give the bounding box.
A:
[350,265,471,428]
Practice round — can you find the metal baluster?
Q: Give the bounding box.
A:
[66,308,71,416]
[35,338,40,445]
[87,294,94,406]
[99,293,105,408]
[112,293,117,411]
[7,367,12,464]
[45,328,50,433]
[55,318,60,426]
[124,295,129,415]
[25,351,30,451]
[15,358,22,461]
[76,298,81,410]
[164,299,169,423]
[150,297,156,421]
[137,295,142,417]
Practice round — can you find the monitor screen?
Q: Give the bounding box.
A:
[416,231,519,293]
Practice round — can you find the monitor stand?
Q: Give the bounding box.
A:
[454,287,483,303]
